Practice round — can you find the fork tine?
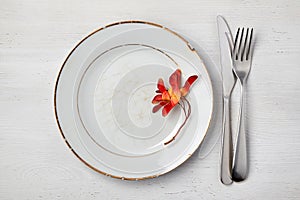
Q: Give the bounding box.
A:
[233,28,240,60]
[241,28,249,61]
[237,28,244,60]
[246,28,253,60]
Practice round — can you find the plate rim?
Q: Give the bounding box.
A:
[54,20,214,180]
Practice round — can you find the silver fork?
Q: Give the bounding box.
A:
[231,27,254,182]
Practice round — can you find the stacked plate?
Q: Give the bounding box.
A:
[54,21,214,180]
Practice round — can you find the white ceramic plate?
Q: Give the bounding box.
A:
[54,21,213,180]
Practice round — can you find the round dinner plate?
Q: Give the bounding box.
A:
[54,21,214,180]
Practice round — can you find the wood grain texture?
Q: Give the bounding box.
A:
[1,0,300,199]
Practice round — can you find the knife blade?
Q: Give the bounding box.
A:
[217,15,236,185]
[217,15,235,95]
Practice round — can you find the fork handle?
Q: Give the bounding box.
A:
[232,86,248,181]
[220,97,233,185]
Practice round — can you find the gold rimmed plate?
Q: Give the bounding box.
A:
[54,21,214,180]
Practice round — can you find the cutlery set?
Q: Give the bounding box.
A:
[217,16,254,185]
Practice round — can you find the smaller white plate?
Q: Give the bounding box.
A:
[55,21,214,180]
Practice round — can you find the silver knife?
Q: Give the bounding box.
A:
[217,15,236,185]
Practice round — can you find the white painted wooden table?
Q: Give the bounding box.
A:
[1,0,300,199]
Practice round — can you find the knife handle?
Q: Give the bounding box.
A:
[220,97,233,185]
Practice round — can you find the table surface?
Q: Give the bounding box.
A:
[1,0,300,199]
